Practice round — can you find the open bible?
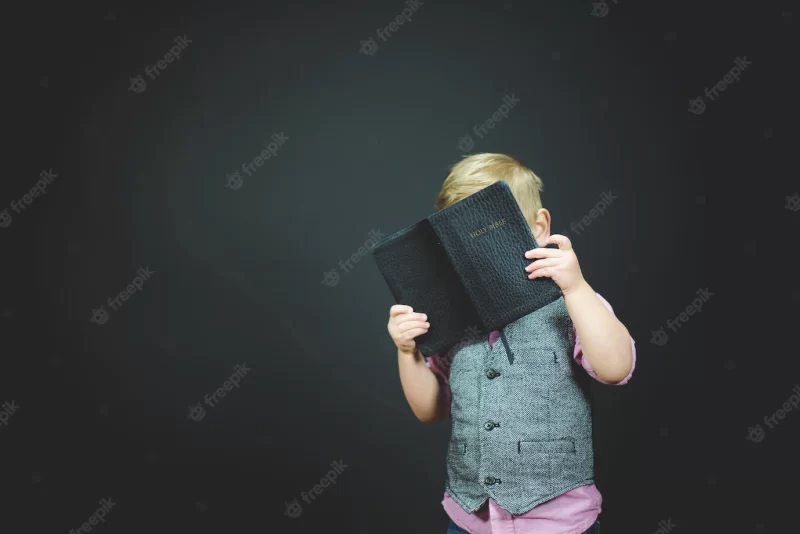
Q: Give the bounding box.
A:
[372,181,562,357]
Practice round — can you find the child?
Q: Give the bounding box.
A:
[387,154,636,534]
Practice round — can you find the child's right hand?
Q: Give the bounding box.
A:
[387,305,430,355]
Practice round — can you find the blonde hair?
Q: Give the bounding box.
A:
[435,153,544,227]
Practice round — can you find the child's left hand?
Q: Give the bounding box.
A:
[524,234,586,296]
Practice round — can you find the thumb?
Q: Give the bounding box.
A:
[544,234,573,251]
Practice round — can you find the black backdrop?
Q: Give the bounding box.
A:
[5,0,799,532]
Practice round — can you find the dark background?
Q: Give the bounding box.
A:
[5,0,799,532]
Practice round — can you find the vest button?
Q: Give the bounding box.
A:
[484,421,497,431]
[486,369,500,379]
[484,476,499,485]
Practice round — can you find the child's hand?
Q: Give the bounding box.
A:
[524,234,586,296]
[387,305,430,355]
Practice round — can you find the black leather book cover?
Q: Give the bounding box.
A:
[372,181,562,357]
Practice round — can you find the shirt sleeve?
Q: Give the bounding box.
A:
[426,353,453,419]
[573,293,636,385]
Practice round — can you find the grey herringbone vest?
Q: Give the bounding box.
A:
[444,297,594,515]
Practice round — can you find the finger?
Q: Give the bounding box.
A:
[396,312,427,324]
[525,258,559,272]
[390,305,414,317]
[529,267,553,279]
[398,321,430,333]
[544,234,572,251]
[403,328,428,340]
[524,248,563,259]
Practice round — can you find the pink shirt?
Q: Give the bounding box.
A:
[426,294,636,534]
